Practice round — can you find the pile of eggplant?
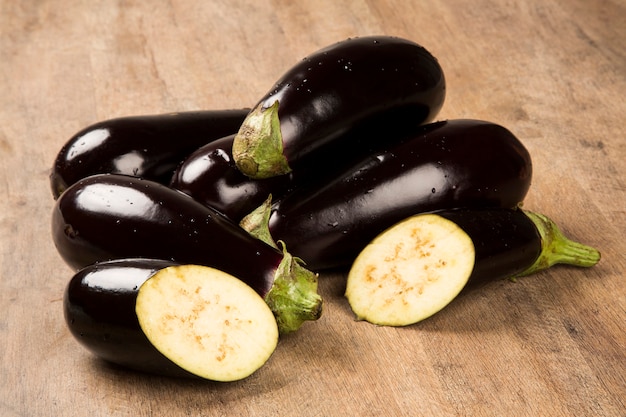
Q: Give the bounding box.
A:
[50,36,600,380]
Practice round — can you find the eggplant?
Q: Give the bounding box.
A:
[50,109,249,199]
[64,259,195,378]
[52,174,322,333]
[345,208,601,326]
[66,259,280,380]
[242,120,533,270]
[232,35,446,179]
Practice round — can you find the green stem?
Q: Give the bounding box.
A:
[265,242,322,334]
[516,210,601,277]
[232,101,291,179]
[239,195,277,249]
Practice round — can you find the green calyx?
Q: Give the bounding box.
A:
[232,101,291,179]
[239,195,277,248]
[516,210,601,277]
[265,242,322,334]
[240,199,322,333]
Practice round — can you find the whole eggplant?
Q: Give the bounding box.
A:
[64,258,197,378]
[232,35,445,179]
[52,174,322,333]
[50,109,249,199]
[244,119,533,270]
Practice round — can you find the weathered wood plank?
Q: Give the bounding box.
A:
[1,0,624,416]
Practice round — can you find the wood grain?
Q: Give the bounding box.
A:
[1,0,624,416]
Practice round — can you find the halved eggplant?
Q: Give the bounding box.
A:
[65,259,279,380]
[345,208,601,326]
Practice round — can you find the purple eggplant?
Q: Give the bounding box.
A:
[232,36,445,179]
[65,258,282,379]
[243,120,533,270]
[345,208,601,326]
[50,109,249,199]
[63,258,197,378]
[52,174,322,333]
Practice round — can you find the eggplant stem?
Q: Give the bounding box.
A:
[517,210,601,277]
[239,195,277,248]
[232,101,291,179]
[265,242,322,334]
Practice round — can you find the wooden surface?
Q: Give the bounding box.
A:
[1,1,624,416]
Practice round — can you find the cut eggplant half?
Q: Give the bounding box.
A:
[345,208,600,327]
[136,264,279,381]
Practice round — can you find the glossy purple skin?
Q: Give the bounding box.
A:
[436,208,542,284]
[52,174,279,295]
[267,119,533,270]
[50,109,249,199]
[64,258,196,378]
[256,35,446,165]
[170,135,292,221]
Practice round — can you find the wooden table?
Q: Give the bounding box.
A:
[1,1,624,416]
